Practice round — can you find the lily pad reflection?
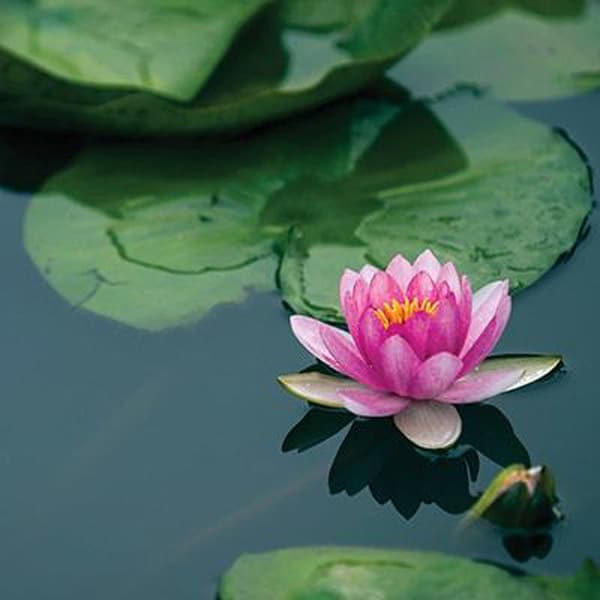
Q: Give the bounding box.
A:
[283,403,530,519]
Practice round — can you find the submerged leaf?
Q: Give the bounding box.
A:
[21,92,592,329]
[392,0,600,101]
[24,188,277,331]
[279,92,592,320]
[219,547,599,599]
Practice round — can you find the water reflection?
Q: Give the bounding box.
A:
[503,533,554,562]
[283,403,530,519]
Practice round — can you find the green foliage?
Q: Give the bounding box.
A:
[0,0,450,135]
[218,547,599,599]
[23,91,591,330]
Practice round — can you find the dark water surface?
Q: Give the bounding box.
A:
[0,92,598,599]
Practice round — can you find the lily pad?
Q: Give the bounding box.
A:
[22,98,395,330]
[219,547,599,599]
[22,138,283,330]
[0,0,269,101]
[391,0,600,101]
[0,0,451,135]
[279,91,592,321]
[22,91,591,330]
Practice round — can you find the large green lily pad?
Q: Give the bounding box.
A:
[0,0,269,101]
[22,90,591,330]
[218,547,599,599]
[391,0,600,101]
[0,0,450,135]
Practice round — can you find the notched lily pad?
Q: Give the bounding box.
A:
[280,92,592,320]
[22,91,592,330]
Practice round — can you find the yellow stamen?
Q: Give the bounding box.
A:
[373,296,439,330]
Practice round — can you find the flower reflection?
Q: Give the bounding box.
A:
[283,403,530,520]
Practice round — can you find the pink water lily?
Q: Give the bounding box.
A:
[282,250,561,449]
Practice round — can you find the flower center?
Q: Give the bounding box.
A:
[373,296,439,330]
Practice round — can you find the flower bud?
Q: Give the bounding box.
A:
[469,464,562,529]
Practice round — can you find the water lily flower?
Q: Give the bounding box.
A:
[280,250,561,449]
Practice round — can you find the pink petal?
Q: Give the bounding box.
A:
[459,316,498,376]
[457,275,473,346]
[396,312,431,361]
[291,316,385,390]
[344,278,369,339]
[356,308,388,366]
[460,295,511,376]
[290,315,338,370]
[472,279,506,313]
[379,335,420,396]
[360,265,379,284]
[426,298,461,356]
[462,280,510,356]
[409,352,462,399]
[407,271,436,302]
[368,271,402,307]
[437,262,461,300]
[412,249,441,280]
[339,269,359,309]
[320,324,386,390]
[435,367,524,403]
[338,388,410,417]
[386,254,414,292]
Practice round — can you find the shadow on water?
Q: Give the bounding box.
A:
[282,402,556,562]
[283,403,530,519]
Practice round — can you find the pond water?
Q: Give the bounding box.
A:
[0,91,598,599]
